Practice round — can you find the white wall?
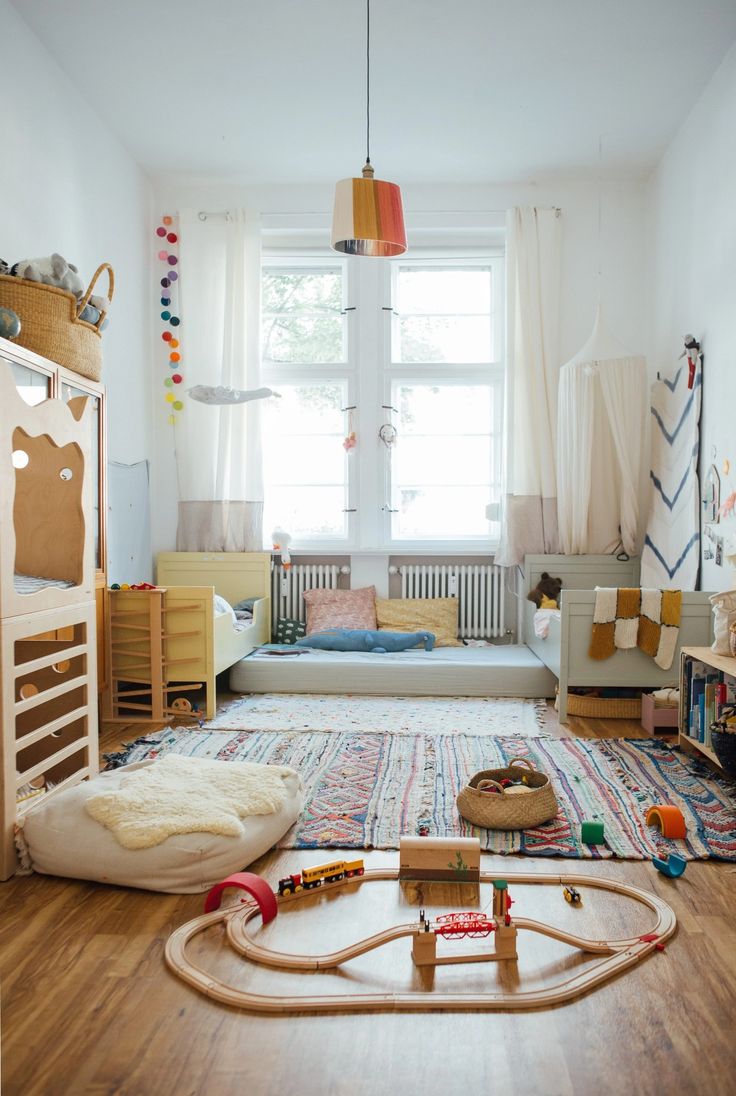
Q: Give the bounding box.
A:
[1,0,153,578]
[648,41,736,591]
[150,177,650,555]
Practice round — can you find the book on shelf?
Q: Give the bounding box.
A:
[682,653,736,743]
[704,681,717,747]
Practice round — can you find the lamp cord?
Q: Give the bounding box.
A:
[366,0,371,165]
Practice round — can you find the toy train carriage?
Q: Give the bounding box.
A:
[278,858,365,896]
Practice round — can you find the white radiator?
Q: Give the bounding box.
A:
[391,563,506,639]
[271,563,348,627]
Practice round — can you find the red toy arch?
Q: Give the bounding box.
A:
[203,872,278,923]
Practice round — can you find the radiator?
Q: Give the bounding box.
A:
[391,563,506,639]
[271,563,348,628]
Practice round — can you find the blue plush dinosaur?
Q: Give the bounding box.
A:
[295,628,435,653]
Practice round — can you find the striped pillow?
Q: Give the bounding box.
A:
[303,586,377,635]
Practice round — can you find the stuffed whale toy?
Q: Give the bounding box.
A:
[296,629,435,654]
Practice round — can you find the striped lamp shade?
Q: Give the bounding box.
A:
[331,162,407,256]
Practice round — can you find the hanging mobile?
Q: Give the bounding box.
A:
[379,423,397,447]
[343,406,357,451]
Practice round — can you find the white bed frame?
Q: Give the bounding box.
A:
[523,555,713,722]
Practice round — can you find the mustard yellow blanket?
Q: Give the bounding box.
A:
[589,588,682,671]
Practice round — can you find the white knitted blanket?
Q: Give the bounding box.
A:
[85,755,298,849]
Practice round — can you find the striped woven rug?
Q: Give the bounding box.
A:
[105,730,736,860]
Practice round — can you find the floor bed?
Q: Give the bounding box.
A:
[230,643,557,698]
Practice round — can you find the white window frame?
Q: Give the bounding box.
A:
[261,253,358,548]
[379,252,505,551]
[260,246,505,553]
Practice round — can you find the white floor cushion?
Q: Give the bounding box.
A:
[19,759,303,893]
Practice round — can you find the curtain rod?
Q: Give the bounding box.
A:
[262,207,562,217]
[198,206,562,222]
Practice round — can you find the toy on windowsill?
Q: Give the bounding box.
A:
[272,528,292,570]
[527,572,563,609]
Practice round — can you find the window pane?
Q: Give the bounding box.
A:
[395,266,492,364]
[262,383,348,541]
[398,385,492,435]
[262,268,344,364]
[394,487,491,538]
[392,384,497,540]
[399,315,491,363]
[265,486,347,539]
[395,437,491,486]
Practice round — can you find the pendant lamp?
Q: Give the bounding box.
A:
[331,0,407,256]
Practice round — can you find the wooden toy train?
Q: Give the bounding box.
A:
[277,858,365,895]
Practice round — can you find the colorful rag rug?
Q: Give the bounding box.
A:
[104,731,736,861]
[202,693,548,737]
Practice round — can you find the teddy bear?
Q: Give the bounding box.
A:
[11,254,85,298]
[527,571,563,609]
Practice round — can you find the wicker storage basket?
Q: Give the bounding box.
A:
[456,758,558,830]
[555,690,641,719]
[0,263,114,382]
[711,730,736,778]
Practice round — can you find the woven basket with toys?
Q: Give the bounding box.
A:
[456,757,558,830]
[0,254,113,382]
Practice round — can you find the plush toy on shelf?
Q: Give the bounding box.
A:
[527,572,563,609]
[11,253,85,298]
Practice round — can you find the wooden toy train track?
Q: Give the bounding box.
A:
[165,868,677,1013]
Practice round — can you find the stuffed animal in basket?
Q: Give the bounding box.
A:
[527,571,563,609]
[11,254,85,298]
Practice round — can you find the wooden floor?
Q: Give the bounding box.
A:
[2,702,736,1096]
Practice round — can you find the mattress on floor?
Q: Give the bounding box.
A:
[229,643,557,698]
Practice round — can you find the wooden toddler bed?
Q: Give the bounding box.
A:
[153,552,271,719]
[523,554,713,722]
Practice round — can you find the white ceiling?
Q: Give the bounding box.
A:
[12,0,736,184]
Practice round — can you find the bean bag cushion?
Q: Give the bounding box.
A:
[18,759,303,893]
[295,628,435,653]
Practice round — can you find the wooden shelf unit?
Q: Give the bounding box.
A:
[103,587,204,724]
[678,645,736,767]
[0,349,100,879]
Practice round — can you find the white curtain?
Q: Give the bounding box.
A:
[557,356,648,555]
[175,209,263,551]
[495,207,561,567]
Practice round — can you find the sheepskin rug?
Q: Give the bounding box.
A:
[85,755,298,849]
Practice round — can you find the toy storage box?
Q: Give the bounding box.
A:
[640,692,679,734]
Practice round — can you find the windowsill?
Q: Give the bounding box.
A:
[268,545,500,557]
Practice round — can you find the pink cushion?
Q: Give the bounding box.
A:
[303,586,377,634]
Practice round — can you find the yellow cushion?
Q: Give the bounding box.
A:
[376,598,462,647]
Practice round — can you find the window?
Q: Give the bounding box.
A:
[261,247,503,550]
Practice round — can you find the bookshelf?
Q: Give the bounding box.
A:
[678,645,736,767]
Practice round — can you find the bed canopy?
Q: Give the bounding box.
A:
[556,307,649,557]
